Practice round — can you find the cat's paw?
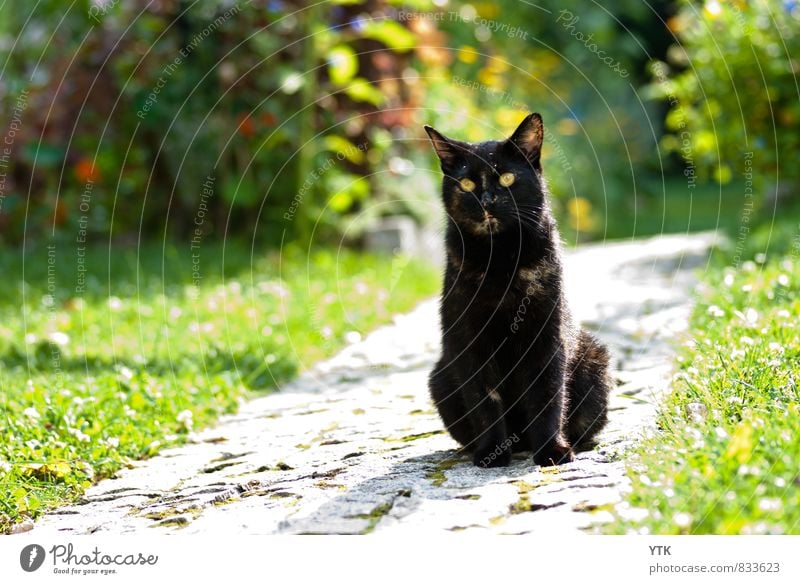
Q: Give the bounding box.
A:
[472,441,513,468]
[533,443,575,467]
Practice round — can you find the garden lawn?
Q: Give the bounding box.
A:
[601,177,746,242]
[610,217,800,534]
[0,241,439,532]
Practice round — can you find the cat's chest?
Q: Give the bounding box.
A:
[446,256,559,313]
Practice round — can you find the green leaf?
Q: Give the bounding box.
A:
[329,191,352,213]
[221,175,260,207]
[328,45,358,86]
[345,78,384,106]
[321,135,365,164]
[361,20,416,51]
[13,487,27,503]
[23,142,66,167]
[129,392,145,410]
[328,174,369,212]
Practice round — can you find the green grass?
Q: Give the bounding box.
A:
[0,240,439,532]
[610,214,800,534]
[601,177,745,241]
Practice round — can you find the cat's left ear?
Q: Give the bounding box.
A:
[424,125,463,170]
[506,113,544,169]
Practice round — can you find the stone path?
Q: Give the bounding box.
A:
[30,233,716,535]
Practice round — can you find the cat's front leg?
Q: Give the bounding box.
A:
[470,392,512,468]
[457,360,512,468]
[523,350,575,467]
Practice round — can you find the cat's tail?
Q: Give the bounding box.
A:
[565,329,611,450]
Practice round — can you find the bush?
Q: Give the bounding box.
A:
[0,0,434,245]
[651,0,800,202]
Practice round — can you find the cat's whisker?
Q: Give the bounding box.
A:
[510,213,541,226]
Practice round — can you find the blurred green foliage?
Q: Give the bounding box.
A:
[1,0,795,246]
[418,0,678,241]
[652,0,800,202]
[0,0,436,245]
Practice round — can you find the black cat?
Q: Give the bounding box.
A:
[425,113,611,468]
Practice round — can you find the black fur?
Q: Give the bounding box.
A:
[425,114,611,468]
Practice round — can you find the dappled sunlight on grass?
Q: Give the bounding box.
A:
[0,242,439,531]
[611,243,800,534]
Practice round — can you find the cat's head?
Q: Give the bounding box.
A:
[424,113,546,236]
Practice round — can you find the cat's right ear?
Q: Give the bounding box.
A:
[506,113,544,170]
[424,126,461,170]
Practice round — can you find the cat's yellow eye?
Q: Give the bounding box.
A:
[459,177,476,192]
[499,172,515,187]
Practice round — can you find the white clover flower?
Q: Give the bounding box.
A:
[737,464,761,477]
[258,281,290,298]
[82,462,95,481]
[673,512,692,528]
[744,308,758,324]
[68,427,90,443]
[707,305,725,317]
[23,407,40,421]
[177,409,194,431]
[723,273,734,287]
[49,331,70,346]
[739,336,755,346]
[758,498,782,512]
[0,460,11,475]
[768,342,784,353]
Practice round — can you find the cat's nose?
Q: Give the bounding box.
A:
[480,192,496,208]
